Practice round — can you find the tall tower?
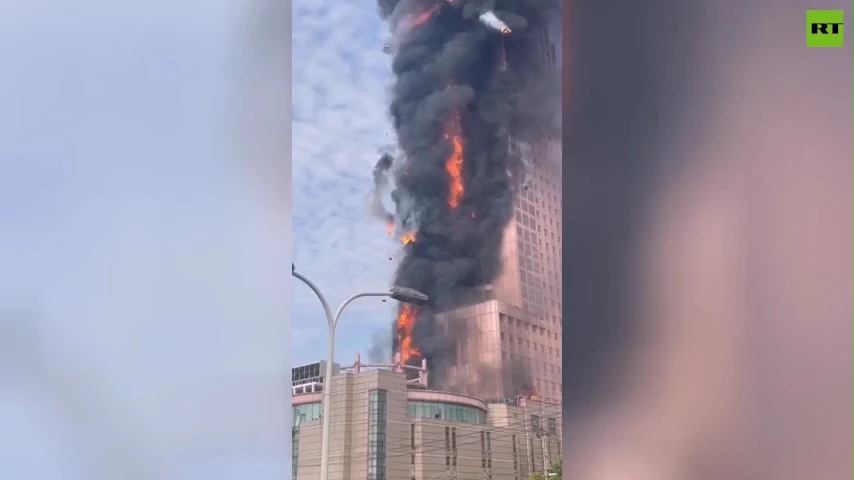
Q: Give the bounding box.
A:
[436,21,563,403]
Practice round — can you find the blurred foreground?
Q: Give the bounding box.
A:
[564,0,851,478]
[0,0,292,478]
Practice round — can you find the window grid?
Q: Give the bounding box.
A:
[367,390,388,480]
[406,401,486,424]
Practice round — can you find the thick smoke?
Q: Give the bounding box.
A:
[377,0,559,396]
[366,328,392,363]
[431,309,535,397]
[367,152,396,226]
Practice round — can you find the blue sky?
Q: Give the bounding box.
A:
[291,1,401,366]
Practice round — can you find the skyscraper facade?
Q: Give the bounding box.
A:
[437,23,562,403]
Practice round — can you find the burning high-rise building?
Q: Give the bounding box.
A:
[434,21,562,403]
[372,0,561,401]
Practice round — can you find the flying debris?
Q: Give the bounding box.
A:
[478,11,512,34]
[383,44,391,53]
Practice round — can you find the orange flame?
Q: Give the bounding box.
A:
[401,232,417,245]
[444,113,465,209]
[397,304,421,364]
[386,221,394,235]
[410,5,439,29]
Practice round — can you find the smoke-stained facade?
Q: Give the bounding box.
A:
[373,0,561,399]
[439,22,562,402]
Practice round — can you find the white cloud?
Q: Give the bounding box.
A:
[291,0,402,363]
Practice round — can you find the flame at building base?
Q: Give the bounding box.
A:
[395,303,421,365]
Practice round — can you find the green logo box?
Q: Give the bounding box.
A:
[806,10,845,47]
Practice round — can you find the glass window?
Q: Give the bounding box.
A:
[406,401,486,424]
[292,426,300,478]
[292,402,322,426]
[368,390,388,480]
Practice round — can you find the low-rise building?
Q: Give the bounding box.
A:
[292,356,561,480]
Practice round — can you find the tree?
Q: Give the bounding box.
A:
[529,460,562,480]
[550,459,562,479]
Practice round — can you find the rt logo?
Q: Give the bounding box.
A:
[806,10,844,47]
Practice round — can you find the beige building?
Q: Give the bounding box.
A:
[292,364,561,480]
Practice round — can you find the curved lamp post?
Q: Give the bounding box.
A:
[292,264,428,480]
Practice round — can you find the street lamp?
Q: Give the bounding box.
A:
[291,266,428,480]
[389,286,429,305]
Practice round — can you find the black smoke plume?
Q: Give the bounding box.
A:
[367,152,396,226]
[376,0,560,396]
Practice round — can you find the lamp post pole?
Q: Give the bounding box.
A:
[292,267,427,480]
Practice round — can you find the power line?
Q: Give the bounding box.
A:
[293,413,562,474]
[387,416,562,458]
[291,400,562,478]
[292,402,561,459]
[384,407,562,457]
[294,418,562,479]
